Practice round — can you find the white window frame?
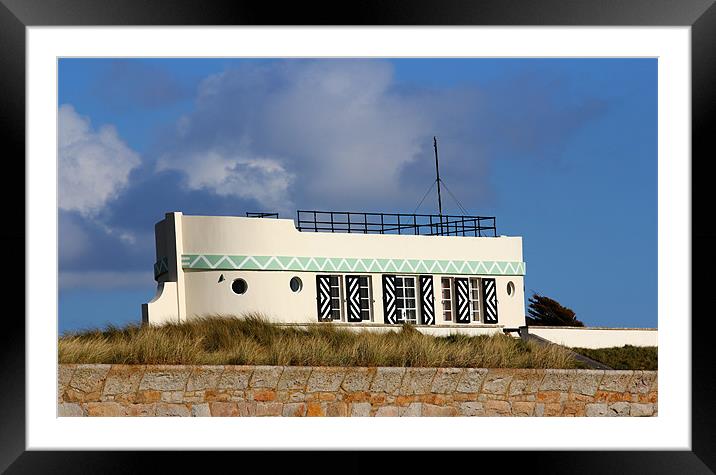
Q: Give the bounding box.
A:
[441,276,483,324]
[326,274,343,322]
[469,277,482,322]
[441,277,453,322]
[358,275,373,322]
[394,275,419,324]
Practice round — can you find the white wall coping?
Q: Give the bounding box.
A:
[275,322,505,329]
[529,326,657,331]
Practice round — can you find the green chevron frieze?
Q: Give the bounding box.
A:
[181,254,526,276]
[153,256,169,279]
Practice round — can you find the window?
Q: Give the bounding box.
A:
[441,277,453,322]
[507,281,515,296]
[469,277,481,322]
[290,276,303,293]
[231,278,248,295]
[346,275,373,321]
[441,277,481,322]
[395,275,418,324]
[327,275,342,321]
[357,276,372,321]
[317,275,343,321]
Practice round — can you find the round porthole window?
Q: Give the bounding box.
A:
[507,281,515,296]
[231,278,248,295]
[290,276,303,293]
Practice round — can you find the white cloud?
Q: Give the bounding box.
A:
[95,221,137,245]
[157,150,294,211]
[58,104,141,217]
[259,61,432,198]
[156,60,434,210]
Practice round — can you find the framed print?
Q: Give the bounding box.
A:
[3,0,716,472]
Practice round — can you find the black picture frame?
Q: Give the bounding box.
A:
[3,0,714,472]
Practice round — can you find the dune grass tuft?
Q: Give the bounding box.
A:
[570,345,657,370]
[59,314,578,368]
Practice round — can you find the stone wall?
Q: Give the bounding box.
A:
[58,365,657,417]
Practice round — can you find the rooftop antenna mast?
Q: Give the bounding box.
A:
[433,136,443,216]
[433,136,445,234]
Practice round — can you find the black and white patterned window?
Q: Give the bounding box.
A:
[447,276,484,324]
[419,275,435,325]
[316,275,343,321]
[481,278,499,324]
[345,275,372,322]
[454,278,471,324]
[382,275,397,324]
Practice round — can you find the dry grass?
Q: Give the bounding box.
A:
[59,314,578,368]
[571,345,658,370]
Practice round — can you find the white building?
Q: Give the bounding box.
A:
[142,210,527,336]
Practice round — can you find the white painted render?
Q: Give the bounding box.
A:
[144,212,527,330]
[141,281,180,326]
[183,269,526,328]
[180,214,525,261]
[529,327,658,349]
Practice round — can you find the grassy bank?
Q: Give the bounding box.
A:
[59,315,577,368]
[571,345,658,370]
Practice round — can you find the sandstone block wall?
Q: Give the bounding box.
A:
[58,365,657,417]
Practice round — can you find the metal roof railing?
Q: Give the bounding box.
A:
[245,212,279,218]
[295,210,497,237]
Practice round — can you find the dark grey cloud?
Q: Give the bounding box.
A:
[398,73,608,214]
[59,210,151,273]
[101,167,269,232]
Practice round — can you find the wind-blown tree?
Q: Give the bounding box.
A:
[526,293,584,327]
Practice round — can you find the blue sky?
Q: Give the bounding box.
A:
[58,58,657,333]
